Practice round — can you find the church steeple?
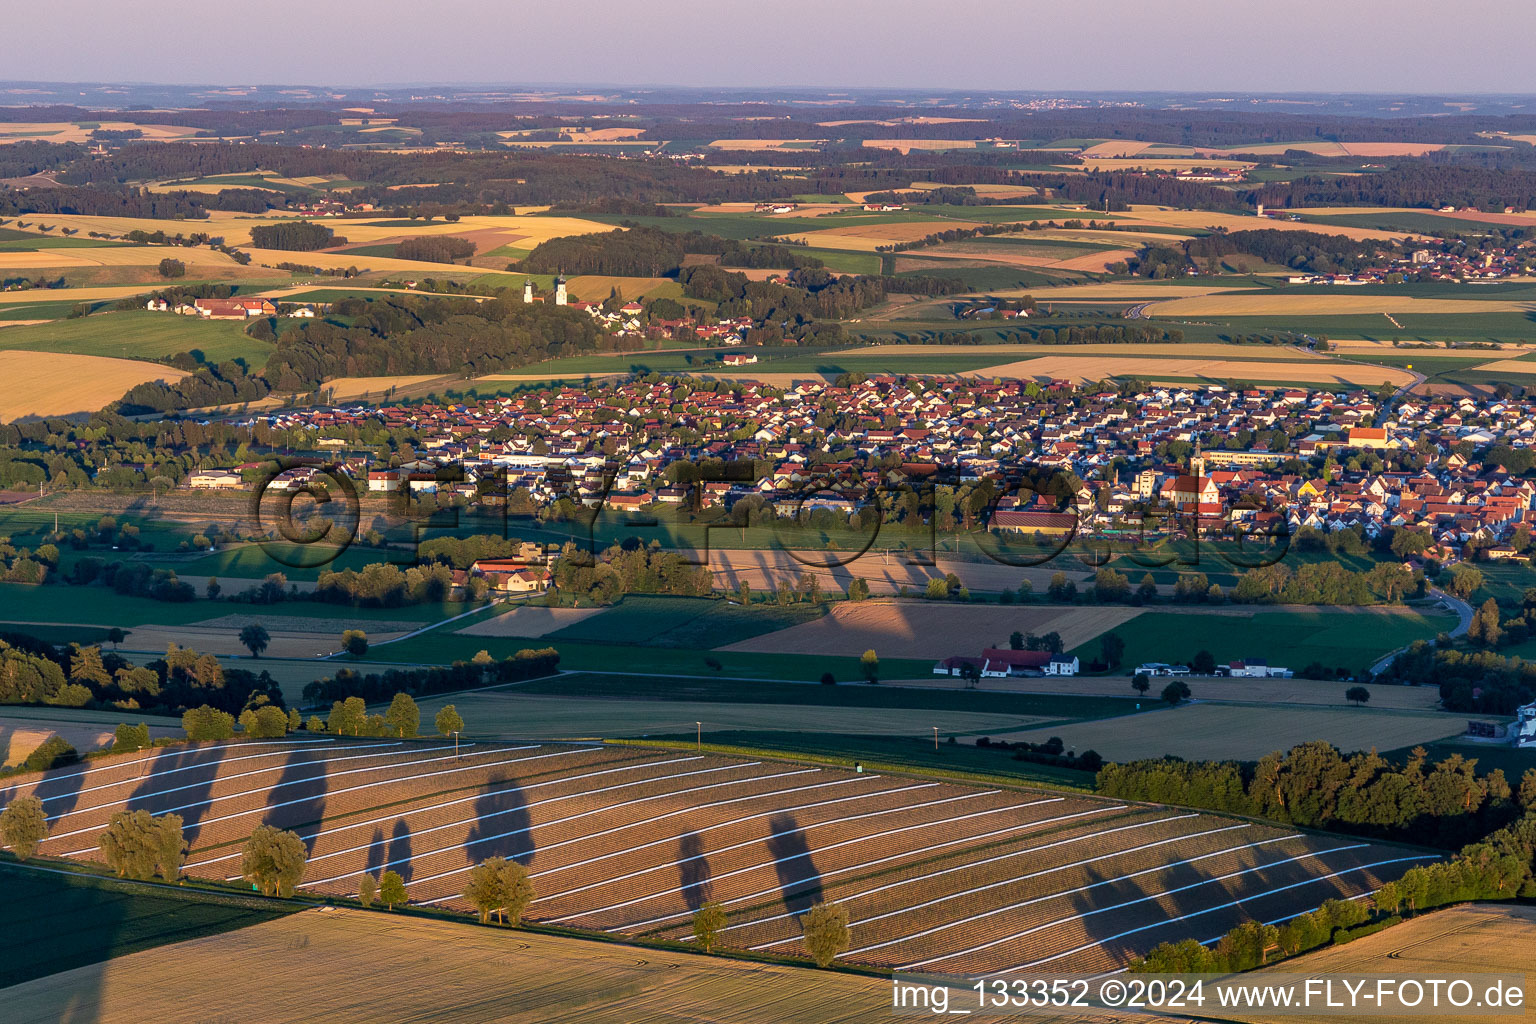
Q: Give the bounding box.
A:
[1190,437,1205,481]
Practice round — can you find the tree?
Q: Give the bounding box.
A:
[24,735,79,771]
[239,705,289,739]
[801,901,850,968]
[113,722,151,752]
[1099,632,1125,669]
[1469,598,1502,647]
[157,257,186,279]
[341,629,368,658]
[435,704,465,738]
[242,825,308,897]
[859,649,880,684]
[384,692,420,738]
[379,869,407,910]
[1447,565,1484,602]
[1161,680,1192,705]
[1191,649,1217,675]
[465,857,535,925]
[327,696,367,736]
[239,623,270,658]
[100,809,185,881]
[0,795,47,860]
[357,872,378,908]
[183,705,235,741]
[205,576,222,600]
[847,578,869,602]
[693,900,728,953]
[1132,672,1150,696]
[1009,630,1025,651]
[106,627,125,649]
[1346,686,1371,707]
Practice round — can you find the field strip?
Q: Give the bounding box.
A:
[0,737,335,797]
[631,799,1085,933]
[419,775,914,903]
[44,742,470,825]
[733,805,1139,941]
[34,741,402,810]
[837,820,1248,957]
[199,756,736,868]
[995,855,1438,974]
[901,841,1361,970]
[545,788,991,923]
[294,758,786,884]
[57,744,579,854]
[409,771,876,902]
[756,814,1219,950]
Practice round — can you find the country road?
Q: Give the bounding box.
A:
[1369,587,1472,676]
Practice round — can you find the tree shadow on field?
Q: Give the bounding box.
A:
[127,744,229,847]
[765,813,822,914]
[264,748,328,853]
[366,826,386,877]
[386,818,414,884]
[465,772,531,865]
[678,831,711,911]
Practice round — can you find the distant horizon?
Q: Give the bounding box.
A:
[7,80,1536,100]
[10,0,1536,94]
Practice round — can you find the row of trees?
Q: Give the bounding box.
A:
[1097,741,1526,849]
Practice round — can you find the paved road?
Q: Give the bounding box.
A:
[1369,587,1472,676]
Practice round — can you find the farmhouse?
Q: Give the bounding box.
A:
[187,469,242,490]
[192,298,277,319]
[721,352,759,366]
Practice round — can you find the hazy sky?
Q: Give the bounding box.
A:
[12,0,1536,94]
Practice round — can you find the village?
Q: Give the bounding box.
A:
[204,374,1536,572]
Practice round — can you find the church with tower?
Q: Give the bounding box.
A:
[522,276,567,305]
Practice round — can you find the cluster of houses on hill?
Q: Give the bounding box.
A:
[1284,240,1534,286]
[206,375,1536,565]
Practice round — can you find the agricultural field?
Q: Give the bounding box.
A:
[986,703,1468,763]
[1232,904,1536,1024]
[1,909,894,1024]
[0,864,300,991]
[0,309,274,364]
[0,350,187,420]
[6,736,1437,977]
[719,601,1137,660]
[0,706,181,766]
[1066,607,1456,678]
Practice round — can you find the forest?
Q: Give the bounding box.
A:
[1185,228,1387,274]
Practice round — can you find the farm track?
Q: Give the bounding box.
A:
[20,738,1437,974]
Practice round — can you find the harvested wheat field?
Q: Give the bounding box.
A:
[458,605,606,638]
[719,600,1140,659]
[706,138,827,150]
[0,713,180,767]
[1117,207,1421,242]
[0,350,187,420]
[1227,904,1536,1024]
[1463,357,1536,376]
[0,121,201,145]
[959,354,1413,387]
[5,737,1434,978]
[317,375,449,400]
[116,623,405,659]
[565,275,671,301]
[1,909,893,1024]
[987,703,1466,762]
[1148,294,1535,316]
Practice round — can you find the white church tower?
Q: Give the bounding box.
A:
[523,279,533,304]
[554,275,567,306]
